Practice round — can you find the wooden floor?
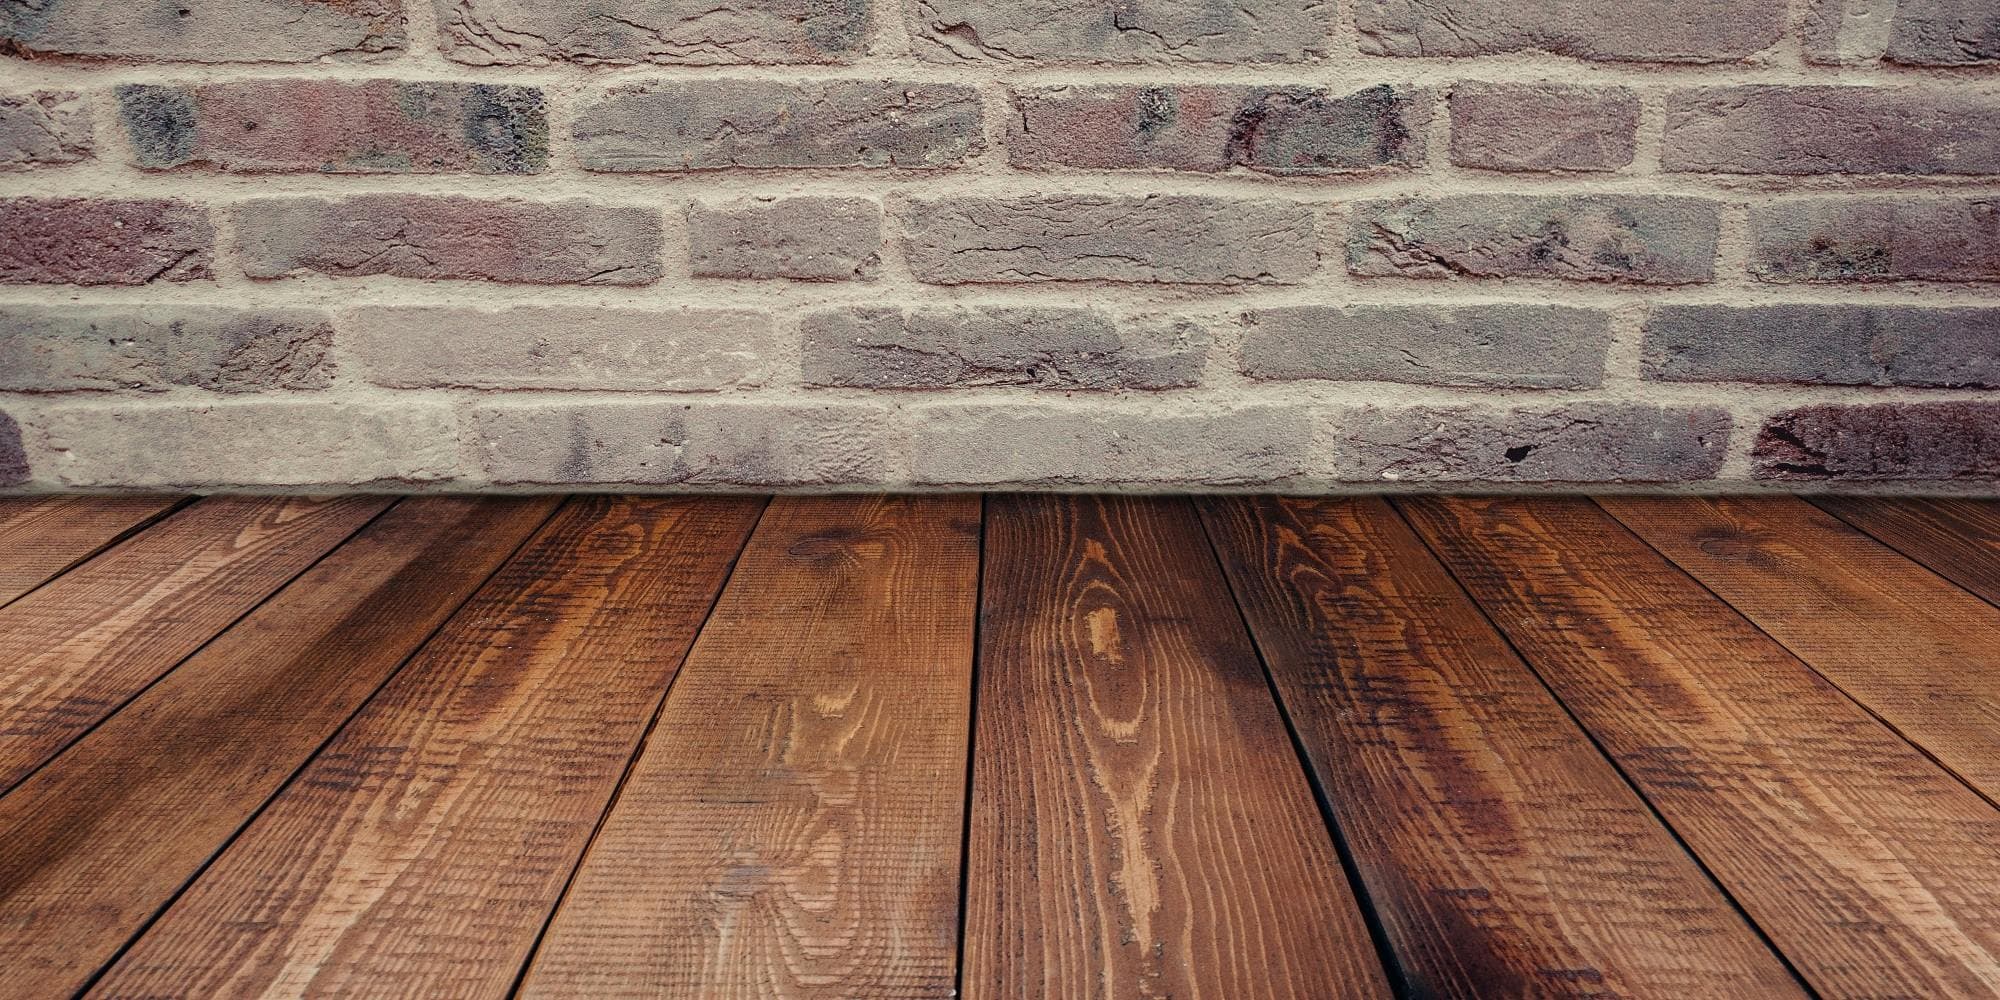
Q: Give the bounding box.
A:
[0,495,1997,999]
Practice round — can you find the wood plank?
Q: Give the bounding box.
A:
[87,496,764,1000]
[1400,497,2000,999]
[0,496,560,1000]
[0,496,182,606]
[1200,496,1805,999]
[1812,497,2000,606]
[520,495,981,999]
[0,495,390,790]
[966,495,1391,1000]
[1600,496,2000,804]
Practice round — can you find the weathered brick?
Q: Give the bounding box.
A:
[1008,84,1428,175]
[1755,403,2000,480]
[1354,0,1784,61]
[802,306,1208,389]
[1751,198,2000,284]
[1332,404,1731,483]
[0,198,212,286]
[908,0,1330,63]
[436,0,868,65]
[1349,195,1718,285]
[118,80,546,175]
[1644,305,2000,388]
[898,195,1317,285]
[1449,83,1637,173]
[689,198,880,281]
[902,402,1310,486]
[1,0,403,62]
[575,80,981,171]
[33,400,458,488]
[345,306,777,390]
[1806,0,1999,65]
[1242,305,1609,388]
[0,92,91,171]
[0,411,24,487]
[1664,87,2000,176]
[234,196,662,285]
[0,306,334,393]
[470,401,893,486]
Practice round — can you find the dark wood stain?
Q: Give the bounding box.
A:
[1812,497,2000,607]
[0,496,182,607]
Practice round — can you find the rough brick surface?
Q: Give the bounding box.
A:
[903,403,1310,486]
[802,307,1208,389]
[234,196,662,285]
[435,0,869,65]
[0,92,92,171]
[1008,84,1429,174]
[1755,403,2000,480]
[0,306,334,393]
[898,195,1317,285]
[1,0,404,62]
[1752,198,2000,283]
[0,198,211,286]
[119,80,546,174]
[1242,305,1610,388]
[1449,84,1638,172]
[1806,0,2000,65]
[471,401,894,486]
[1645,305,2000,387]
[1664,87,2000,175]
[0,411,24,487]
[346,306,776,390]
[907,0,1331,63]
[690,198,880,281]
[575,80,981,172]
[1334,404,1732,483]
[1354,0,1785,61]
[1349,195,1719,285]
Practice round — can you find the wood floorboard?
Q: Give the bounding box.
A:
[0,496,559,1000]
[85,496,764,1000]
[0,496,183,606]
[1399,497,2000,1000]
[521,495,981,1000]
[964,495,1391,1000]
[1200,496,1804,999]
[1812,497,2000,607]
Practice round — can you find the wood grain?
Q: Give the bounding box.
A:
[0,496,559,1000]
[1812,497,2000,606]
[1401,496,2000,999]
[1201,496,1804,999]
[87,496,764,1000]
[0,496,181,606]
[0,495,389,790]
[966,495,1391,1000]
[521,495,981,1000]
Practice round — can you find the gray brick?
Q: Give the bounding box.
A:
[1355,0,1784,61]
[908,0,1331,63]
[0,411,23,487]
[1332,404,1732,483]
[0,306,333,393]
[436,0,869,65]
[690,198,881,281]
[0,92,92,171]
[1644,305,2000,387]
[1349,195,1719,285]
[1664,87,2000,176]
[1751,198,2000,283]
[471,400,894,486]
[1242,305,1609,388]
[345,306,777,390]
[802,306,1208,389]
[1449,83,1638,172]
[903,402,1310,486]
[1808,0,2000,65]
[1755,403,2000,480]
[1,0,403,62]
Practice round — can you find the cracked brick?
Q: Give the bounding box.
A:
[1242,305,1610,388]
[1,0,404,62]
[0,91,92,171]
[1665,87,2000,176]
[346,306,777,390]
[690,198,882,281]
[1348,195,1719,285]
[1334,404,1732,482]
[802,306,1209,389]
[1449,83,1638,173]
[1644,305,2000,387]
[1751,198,2000,283]
[435,0,869,65]
[0,197,212,286]
[1354,0,1784,61]
[908,0,1331,63]
[576,80,981,171]
[1755,403,2000,481]
[0,306,334,393]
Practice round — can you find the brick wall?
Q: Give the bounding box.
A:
[0,0,1996,493]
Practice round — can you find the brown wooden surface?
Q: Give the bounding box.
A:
[0,495,389,791]
[1400,497,2000,999]
[0,496,182,606]
[522,495,981,999]
[965,495,1391,1000]
[0,497,559,999]
[1200,496,1804,999]
[87,497,764,1000]
[1813,497,2000,606]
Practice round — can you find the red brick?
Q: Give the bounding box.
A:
[1754,403,2000,481]
[1751,198,2000,284]
[1664,87,2000,176]
[1449,83,1637,172]
[0,198,212,286]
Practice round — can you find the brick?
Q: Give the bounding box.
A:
[345,306,777,390]
[689,198,880,281]
[1008,84,1428,175]
[1449,83,1638,173]
[1644,305,2000,388]
[0,198,211,286]
[1806,0,2000,65]
[0,306,333,393]
[898,195,1317,285]
[1242,305,1609,388]
[436,0,868,65]
[1751,198,2000,284]
[470,401,893,486]
[0,91,91,171]
[1,0,403,62]
[33,400,458,488]
[234,196,662,285]
[575,80,981,172]
[801,306,1208,389]
[1349,195,1718,285]
[908,0,1330,63]
[902,402,1310,486]
[0,411,24,487]
[1754,403,2000,481]
[118,80,546,175]
[1354,0,1784,61]
[1332,404,1731,483]
[1664,87,2000,176]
